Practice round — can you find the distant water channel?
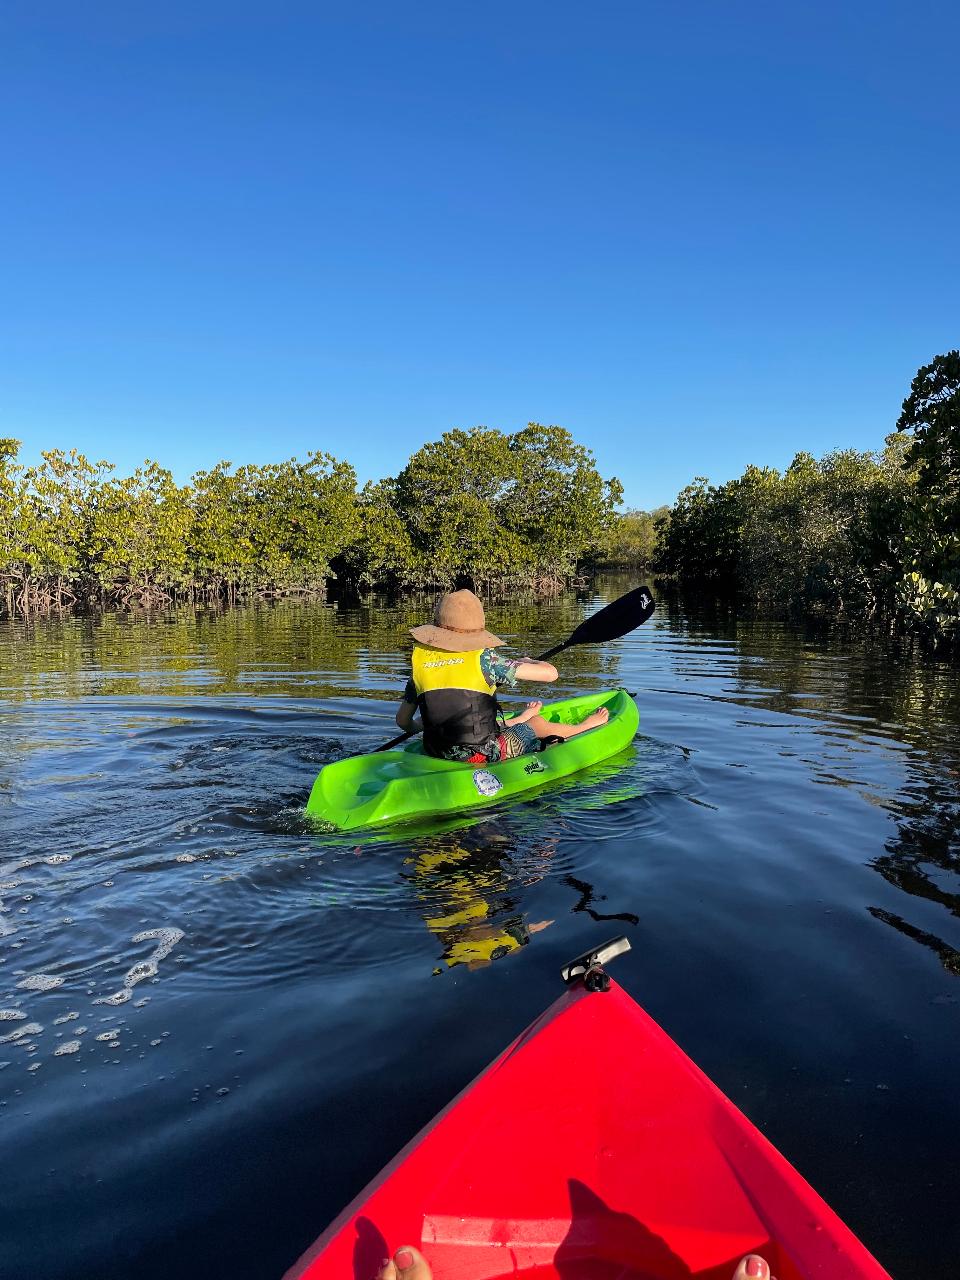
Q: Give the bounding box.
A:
[1,581,958,1279]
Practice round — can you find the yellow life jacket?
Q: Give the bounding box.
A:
[410,643,500,756]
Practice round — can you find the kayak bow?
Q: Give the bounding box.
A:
[285,938,891,1280]
[306,689,639,831]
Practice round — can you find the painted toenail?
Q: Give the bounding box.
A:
[745,1258,767,1278]
[396,1250,414,1270]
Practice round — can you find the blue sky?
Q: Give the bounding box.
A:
[2,1,957,508]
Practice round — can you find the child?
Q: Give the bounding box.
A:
[396,589,609,762]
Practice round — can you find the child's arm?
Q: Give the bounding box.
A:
[514,659,559,682]
[396,676,420,730]
[396,696,420,731]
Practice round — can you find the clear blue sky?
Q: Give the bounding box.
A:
[2,1,957,508]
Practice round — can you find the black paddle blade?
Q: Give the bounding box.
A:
[537,584,655,660]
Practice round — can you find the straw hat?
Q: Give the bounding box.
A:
[410,590,504,651]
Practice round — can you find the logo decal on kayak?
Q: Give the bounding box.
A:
[524,758,546,774]
[473,769,502,797]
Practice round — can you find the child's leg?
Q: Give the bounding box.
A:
[528,706,609,742]
[503,700,543,726]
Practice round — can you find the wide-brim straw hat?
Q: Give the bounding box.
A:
[410,589,505,651]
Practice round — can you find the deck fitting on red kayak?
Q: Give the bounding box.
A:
[560,934,631,991]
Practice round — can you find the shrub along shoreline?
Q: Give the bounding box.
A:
[651,350,960,651]
[0,423,622,614]
[3,353,958,653]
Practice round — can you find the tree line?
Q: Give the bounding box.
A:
[3,352,957,651]
[0,423,622,614]
[652,350,960,650]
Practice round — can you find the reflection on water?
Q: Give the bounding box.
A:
[0,580,958,1280]
[405,835,560,971]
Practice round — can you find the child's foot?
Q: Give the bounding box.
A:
[376,1247,432,1280]
[508,700,543,725]
[579,706,610,731]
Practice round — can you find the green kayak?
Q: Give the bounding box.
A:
[306,688,639,831]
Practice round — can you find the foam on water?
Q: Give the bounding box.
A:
[0,1022,43,1044]
[0,1009,27,1021]
[95,928,185,1006]
[53,1040,80,1056]
[16,974,65,991]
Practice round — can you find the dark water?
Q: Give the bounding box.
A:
[2,584,958,1279]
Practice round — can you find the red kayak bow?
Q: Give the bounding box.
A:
[285,939,890,1280]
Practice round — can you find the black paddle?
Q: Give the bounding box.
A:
[373,583,655,753]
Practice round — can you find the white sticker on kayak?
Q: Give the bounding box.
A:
[473,769,502,798]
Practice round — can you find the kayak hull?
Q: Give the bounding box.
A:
[285,979,890,1280]
[306,689,639,831]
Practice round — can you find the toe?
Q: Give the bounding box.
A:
[376,1260,398,1280]
[732,1256,770,1280]
[394,1245,432,1279]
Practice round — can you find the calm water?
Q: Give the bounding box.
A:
[2,584,958,1279]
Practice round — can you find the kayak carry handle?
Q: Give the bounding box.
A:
[561,935,631,992]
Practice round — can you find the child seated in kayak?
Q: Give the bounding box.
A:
[396,589,609,762]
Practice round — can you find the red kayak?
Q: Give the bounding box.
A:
[285,939,890,1280]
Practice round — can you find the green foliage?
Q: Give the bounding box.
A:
[505,423,624,576]
[655,447,913,616]
[5,448,112,608]
[0,440,23,596]
[188,454,359,591]
[7,359,956,654]
[894,351,960,645]
[394,427,520,584]
[89,463,192,600]
[596,507,670,568]
[896,350,960,498]
[334,480,417,589]
[0,425,621,614]
[652,352,960,654]
[388,424,621,589]
[654,476,743,584]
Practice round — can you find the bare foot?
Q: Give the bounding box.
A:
[579,706,610,731]
[732,1255,776,1280]
[507,699,543,725]
[376,1245,432,1280]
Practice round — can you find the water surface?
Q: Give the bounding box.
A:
[2,586,958,1278]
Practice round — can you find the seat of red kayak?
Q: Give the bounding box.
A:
[284,980,890,1280]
